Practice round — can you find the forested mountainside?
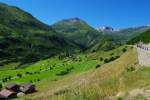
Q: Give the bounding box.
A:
[52,18,109,50]
[0,3,79,67]
[128,29,150,44]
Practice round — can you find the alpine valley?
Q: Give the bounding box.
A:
[0,2,150,100]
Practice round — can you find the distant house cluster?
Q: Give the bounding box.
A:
[0,83,36,99]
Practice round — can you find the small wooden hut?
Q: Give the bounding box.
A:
[5,83,20,92]
[20,83,35,94]
[0,89,17,99]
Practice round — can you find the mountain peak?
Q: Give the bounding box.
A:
[52,17,103,49]
[69,17,81,21]
[0,2,7,6]
[52,17,88,29]
[59,17,85,24]
[64,17,81,21]
[144,24,150,27]
[97,26,114,32]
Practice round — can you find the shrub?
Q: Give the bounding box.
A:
[56,67,73,76]
[1,76,13,83]
[117,97,123,100]
[100,57,103,61]
[126,66,135,72]
[49,67,53,70]
[92,50,96,52]
[2,78,7,83]
[37,79,40,82]
[30,80,33,83]
[104,59,109,63]
[130,46,133,49]
[110,56,120,61]
[115,56,120,59]
[17,73,22,78]
[110,57,115,61]
[56,70,69,76]
[110,53,114,56]
[122,48,127,52]
[58,54,65,60]
[25,71,30,74]
[7,76,12,80]
[104,56,120,64]
[95,64,101,69]
[34,71,40,74]
[25,71,33,75]
[0,83,2,90]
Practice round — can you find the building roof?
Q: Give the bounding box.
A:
[20,83,35,93]
[0,89,16,97]
[21,83,34,88]
[0,94,6,98]
[5,83,19,89]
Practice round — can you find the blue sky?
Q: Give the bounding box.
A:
[0,0,150,29]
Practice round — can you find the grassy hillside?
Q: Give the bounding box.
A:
[0,45,130,99]
[0,3,79,68]
[89,35,118,52]
[128,29,150,44]
[14,46,150,100]
[1,2,150,100]
[0,45,136,100]
[12,47,136,100]
[0,45,127,84]
[52,18,107,50]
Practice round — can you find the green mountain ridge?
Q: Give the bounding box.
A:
[52,18,106,50]
[0,3,115,69]
[0,2,149,69]
[128,29,150,44]
[0,2,150,100]
[104,26,150,44]
[0,3,79,68]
